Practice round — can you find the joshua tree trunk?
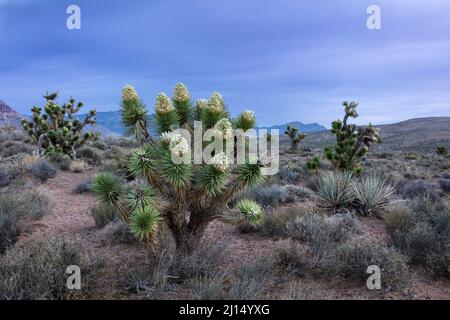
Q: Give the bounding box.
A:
[166,209,212,253]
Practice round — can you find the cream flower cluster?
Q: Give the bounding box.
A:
[160,131,176,144]
[173,83,190,103]
[122,85,139,102]
[165,132,190,156]
[209,152,230,172]
[241,110,255,123]
[196,99,208,109]
[207,92,224,112]
[213,118,234,140]
[155,93,174,114]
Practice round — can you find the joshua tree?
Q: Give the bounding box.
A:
[436,145,448,156]
[21,92,96,158]
[324,101,381,174]
[92,84,265,253]
[284,125,305,152]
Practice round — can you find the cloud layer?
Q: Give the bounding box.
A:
[0,0,449,126]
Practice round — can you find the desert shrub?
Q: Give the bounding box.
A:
[30,159,57,182]
[397,179,441,201]
[376,152,394,159]
[352,174,395,216]
[0,197,21,254]
[386,199,450,277]
[0,237,102,299]
[277,167,301,184]
[91,140,107,151]
[227,257,273,300]
[90,203,117,228]
[0,141,35,158]
[330,240,408,289]
[405,152,419,160]
[254,207,301,237]
[314,171,355,211]
[0,191,50,253]
[73,179,91,194]
[237,184,312,210]
[0,170,9,188]
[439,179,450,193]
[77,146,102,165]
[282,281,327,300]
[426,248,450,278]
[286,212,361,260]
[102,220,137,244]
[188,272,226,300]
[274,242,310,276]
[70,159,88,173]
[16,191,50,221]
[170,241,227,280]
[121,238,224,299]
[47,153,71,171]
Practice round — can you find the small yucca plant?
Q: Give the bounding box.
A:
[352,174,395,216]
[233,199,263,225]
[93,83,265,252]
[314,170,355,212]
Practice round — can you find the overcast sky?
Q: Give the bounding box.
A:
[1,0,449,127]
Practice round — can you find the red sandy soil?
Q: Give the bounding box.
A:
[16,171,450,300]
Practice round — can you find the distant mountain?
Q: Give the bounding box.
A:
[299,117,450,152]
[259,121,326,133]
[90,111,328,137]
[91,111,327,136]
[0,100,22,128]
[84,110,157,137]
[82,110,125,134]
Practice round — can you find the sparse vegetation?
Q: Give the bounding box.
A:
[0,191,50,254]
[386,199,450,278]
[30,158,57,182]
[0,237,102,299]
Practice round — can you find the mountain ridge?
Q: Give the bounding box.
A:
[2,102,450,151]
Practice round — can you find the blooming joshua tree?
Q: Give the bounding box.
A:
[324,101,381,174]
[93,83,265,252]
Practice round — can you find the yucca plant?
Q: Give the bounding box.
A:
[352,174,395,216]
[324,101,381,174]
[92,83,264,252]
[314,170,355,212]
[284,125,305,152]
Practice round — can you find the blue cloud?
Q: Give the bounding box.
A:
[0,0,449,127]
